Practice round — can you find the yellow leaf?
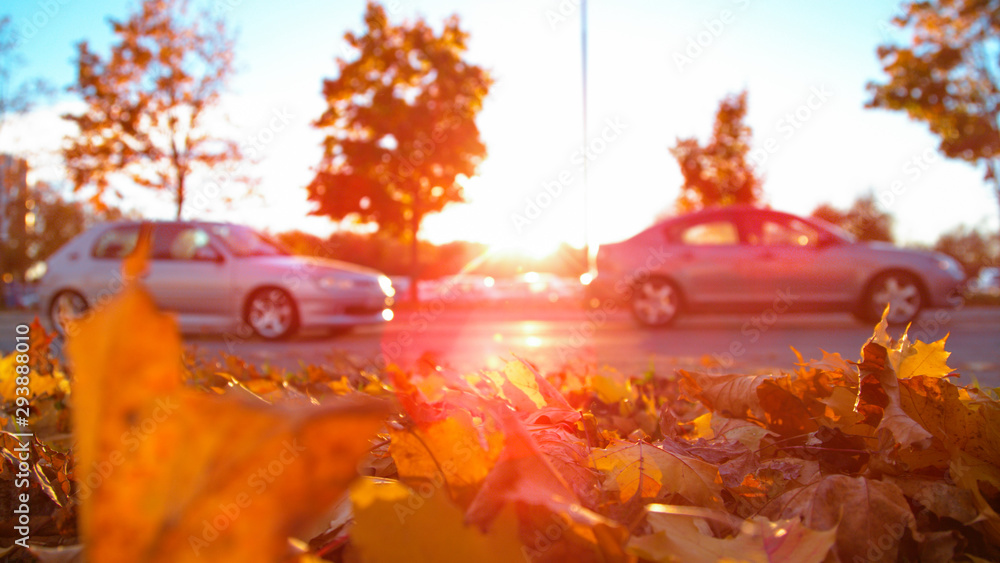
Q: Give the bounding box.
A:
[389,412,503,504]
[590,368,635,404]
[67,284,388,563]
[690,413,713,440]
[590,439,723,507]
[484,361,547,410]
[897,336,953,378]
[349,477,526,563]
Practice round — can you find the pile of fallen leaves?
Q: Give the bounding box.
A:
[2,281,999,562]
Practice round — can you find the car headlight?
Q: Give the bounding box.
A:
[378,275,395,297]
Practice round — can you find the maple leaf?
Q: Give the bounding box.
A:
[589,439,723,508]
[484,359,572,413]
[897,336,954,378]
[857,341,934,448]
[709,415,774,451]
[896,375,1000,466]
[389,411,503,505]
[66,283,388,562]
[463,410,630,562]
[465,409,584,528]
[349,477,525,563]
[628,504,836,563]
[762,474,917,563]
[678,370,778,421]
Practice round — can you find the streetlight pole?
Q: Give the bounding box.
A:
[581,0,591,275]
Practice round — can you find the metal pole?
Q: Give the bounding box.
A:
[581,0,591,274]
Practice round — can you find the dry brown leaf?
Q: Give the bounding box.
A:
[679,371,778,421]
[629,505,836,563]
[762,474,917,562]
[858,342,934,449]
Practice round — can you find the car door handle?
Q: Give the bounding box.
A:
[756,251,775,260]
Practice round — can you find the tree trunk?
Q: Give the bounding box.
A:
[176,172,185,220]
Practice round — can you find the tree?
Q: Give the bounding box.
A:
[811,192,895,243]
[1,16,51,307]
[670,90,763,212]
[62,0,241,219]
[867,0,1000,228]
[932,224,999,277]
[307,1,491,300]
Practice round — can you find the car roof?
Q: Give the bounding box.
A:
[95,219,248,229]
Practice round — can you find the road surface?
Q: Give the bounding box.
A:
[3,305,998,386]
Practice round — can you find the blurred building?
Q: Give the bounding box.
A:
[1,154,29,307]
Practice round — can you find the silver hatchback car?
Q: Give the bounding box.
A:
[38,221,395,339]
[588,206,965,326]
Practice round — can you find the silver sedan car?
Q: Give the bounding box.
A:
[588,206,965,326]
[38,221,395,339]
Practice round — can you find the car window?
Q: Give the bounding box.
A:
[208,225,289,257]
[754,218,820,246]
[152,224,219,261]
[680,221,739,245]
[92,225,140,259]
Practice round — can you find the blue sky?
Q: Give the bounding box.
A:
[2,0,997,254]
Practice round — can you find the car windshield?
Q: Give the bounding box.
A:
[806,216,855,243]
[208,225,290,257]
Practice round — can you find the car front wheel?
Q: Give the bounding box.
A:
[631,278,681,327]
[859,272,923,325]
[245,288,298,340]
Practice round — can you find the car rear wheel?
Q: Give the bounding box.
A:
[49,290,88,336]
[245,288,298,340]
[860,272,923,325]
[631,278,681,327]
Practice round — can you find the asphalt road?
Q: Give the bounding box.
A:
[3,305,999,386]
